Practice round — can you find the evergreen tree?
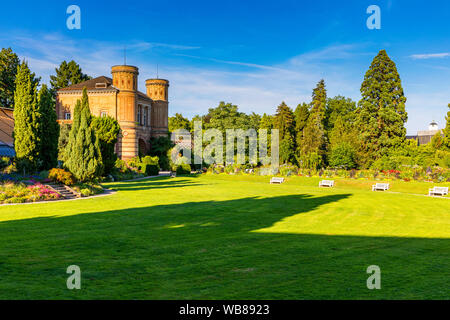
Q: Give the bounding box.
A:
[294,103,309,157]
[91,116,120,175]
[444,103,450,150]
[259,113,274,131]
[50,60,90,96]
[310,79,327,124]
[273,102,296,163]
[0,47,20,108]
[58,123,72,160]
[64,88,103,181]
[356,50,408,167]
[13,61,41,172]
[298,81,328,166]
[38,84,59,170]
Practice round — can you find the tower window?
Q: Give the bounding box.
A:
[65,112,71,120]
[137,106,142,125]
[143,107,148,126]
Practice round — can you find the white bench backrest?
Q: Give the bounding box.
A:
[376,183,389,188]
[433,187,448,192]
[271,177,284,182]
[322,180,334,184]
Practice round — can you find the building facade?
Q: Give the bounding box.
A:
[56,65,169,160]
[0,107,15,157]
[406,120,444,145]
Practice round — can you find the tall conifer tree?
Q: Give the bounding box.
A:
[38,84,59,170]
[13,61,41,172]
[64,87,103,181]
[356,50,407,167]
[273,102,296,163]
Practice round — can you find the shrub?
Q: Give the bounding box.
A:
[48,168,76,185]
[141,164,160,176]
[114,159,128,173]
[127,157,141,169]
[176,163,191,174]
[329,142,356,169]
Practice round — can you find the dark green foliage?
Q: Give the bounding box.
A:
[139,156,160,176]
[38,84,59,170]
[64,88,103,181]
[91,116,120,175]
[444,103,450,150]
[324,96,356,132]
[259,113,274,131]
[0,47,20,108]
[148,136,174,170]
[356,50,408,168]
[274,102,296,164]
[294,103,309,157]
[176,163,191,174]
[49,60,90,96]
[13,61,41,173]
[430,132,443,150]
[310,79,327,123]
[169,113,191,132]
[329,142,357,169]
[58,123,72,160]
[300,113,326,168]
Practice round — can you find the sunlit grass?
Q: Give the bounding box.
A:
[0,174,448,299]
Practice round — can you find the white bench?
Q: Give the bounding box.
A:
[170,172,177,178]
[270,177,285,184]
[372,183,389,191]
[319,180,334,187]
[429,186,448,196]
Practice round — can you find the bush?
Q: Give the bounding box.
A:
[329,142,356,169]
[114,159,128,173]
[48,168,76,185]
[141,164,160,176]
[176,163,191,174]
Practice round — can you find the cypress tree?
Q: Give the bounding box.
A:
[38,84,59,170]
[91,116,120,175]
[356,50,408,167]
[13,61,41,173]
[64,87,103,181]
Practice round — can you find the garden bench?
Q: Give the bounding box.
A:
[170,172,177,178]
[270,177,284,184]
[319,180,335,187]
[372,183,389,191]
[428,186,448,196]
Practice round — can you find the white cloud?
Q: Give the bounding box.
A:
[410,53,450,59]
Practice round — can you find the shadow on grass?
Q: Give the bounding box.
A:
[0,192,448,299]
[105,175,204,192]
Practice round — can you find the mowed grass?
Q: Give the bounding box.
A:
[0,174,449,299]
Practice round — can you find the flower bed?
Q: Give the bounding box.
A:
[0,182,61,204]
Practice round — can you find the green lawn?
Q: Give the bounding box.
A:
[0,174,449,299]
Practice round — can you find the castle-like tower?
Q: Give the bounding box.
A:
[145,79,169,137]
[55,65,169,160]
[112,65,140,159]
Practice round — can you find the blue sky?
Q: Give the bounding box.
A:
[0,0,448,134]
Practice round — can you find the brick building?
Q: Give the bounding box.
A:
[56,65,169,159]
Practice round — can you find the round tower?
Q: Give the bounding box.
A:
[111,65,139,160]
[145,79,169,137]
[145,78,169,101]
[111,65,139,92]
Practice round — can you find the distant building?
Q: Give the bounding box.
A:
[56,65,169,160]
[406,120,444,145]
[0,107,15,157]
